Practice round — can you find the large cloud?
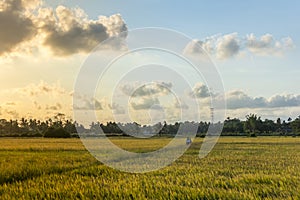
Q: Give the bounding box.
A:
[246,33,294,56]
[40,6,127,56]
[120,82,172,97]
[189,82,300,109]
[0,0,36,55]
[226,90,300,109]
[216,33,240,59]
[189,83,211,98]
[0,0,127,57]
[226,90,267,109]
[268,94,300,108]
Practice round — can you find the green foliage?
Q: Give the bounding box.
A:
[44,127,71,138]
[244,113,262,134]
[1,113,300,137]
[290,116,300,134]
[0,137,300,199]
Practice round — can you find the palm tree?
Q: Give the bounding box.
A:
[244,114,261,134]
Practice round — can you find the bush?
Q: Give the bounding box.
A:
[249,132,257,137]
[44,127,71,138]
[20,133,43,137]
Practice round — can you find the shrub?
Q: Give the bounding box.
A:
[249,132,257,137]
[44,127,71,138]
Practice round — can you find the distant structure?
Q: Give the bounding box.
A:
[210,107,214,124]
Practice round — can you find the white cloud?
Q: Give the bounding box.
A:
[189,83,211,98]
[246,33,294,56]
[184,33,294,60]
[188,83,300,110]
[183,38,215,56]
[226,90,300,109]
[216,33,240,59]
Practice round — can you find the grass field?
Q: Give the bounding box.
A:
[0,137,300,199]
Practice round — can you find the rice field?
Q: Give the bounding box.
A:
[0,137,300,199]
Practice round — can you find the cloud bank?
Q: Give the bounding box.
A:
[226,90,300,109]
[184,33,294,60]
[188,83,300,109]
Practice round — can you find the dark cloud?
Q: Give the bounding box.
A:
[268,94,300,108]
[0,1,127,56]
[40,6,127,56]
[120,82,172,97]
[0,0,36,55]
[226,91,267,109]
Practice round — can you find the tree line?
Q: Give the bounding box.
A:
[0,113,300,138]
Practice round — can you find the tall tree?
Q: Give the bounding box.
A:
[244,114,262,134]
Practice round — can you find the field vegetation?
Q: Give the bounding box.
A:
[0,137,300,199]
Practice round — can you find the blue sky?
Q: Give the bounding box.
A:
[58,0,300,38]
[0,0,299,121]
[55,0,300,96]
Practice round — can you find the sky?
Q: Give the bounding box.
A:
[0,0,299,123]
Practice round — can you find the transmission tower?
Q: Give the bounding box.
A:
[210,107,214,124]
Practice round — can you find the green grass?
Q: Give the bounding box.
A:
[0,137,300,199]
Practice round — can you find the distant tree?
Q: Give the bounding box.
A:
[244,114,262,136]
[44,127,71,138]
[223,117,244,135]
[291,116,300,135]
[261,119,276,134]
